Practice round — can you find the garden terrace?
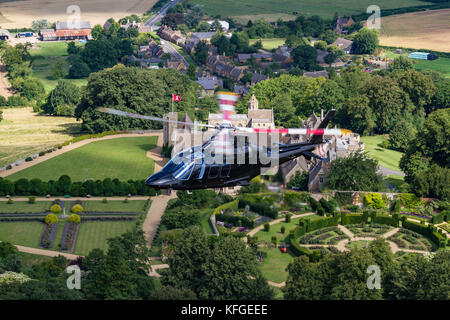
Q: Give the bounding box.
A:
[388,228,434,251]
[299,226,349,245]
[347,223,395,237]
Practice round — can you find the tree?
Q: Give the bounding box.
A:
[150,286,197,300]
[388,120,416,152]
[390,56,414,72]
[361,75,414,133]
[193,41,208,65]
[352,28,379,54]
[20,78,45,101]
[187,63,196,80]
[211,34,231,56]
[69,61,91,79]
[0,110,2,123]
[335,96,374,135]
[184,5,204,29]
[313,40,327,50]
[31,19,49,32]
[432,79,450,112]
[394,70,437,111]
[327,151,384,191]
[43,80,81,116]
[162,226,273,299]
[413,164,450,200]
[319,29,337,44]
[292,45,319,71]
[91,25,104,40]
[287,171,309,190]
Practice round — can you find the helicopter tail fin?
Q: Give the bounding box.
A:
[308,109,336,145]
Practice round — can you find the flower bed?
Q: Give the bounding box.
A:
[39,222,58,249]
[80,211,138,216]
[0,217,45,222]
[80,216,136,221]
[401,212,432,220]
[60,222,80,252]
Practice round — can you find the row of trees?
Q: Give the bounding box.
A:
[0,175,157,197]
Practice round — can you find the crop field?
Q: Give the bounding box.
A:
[249,38,286,50]
[29,42,88,92]
[0,0,157,29]
[190,0,430,21]
[379,9,450,53]
[0,107,81,168]
[7,136,158,181]
[74,220,136,255]
[360,135,404,173]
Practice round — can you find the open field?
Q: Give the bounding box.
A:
[383,48,450,78]
[361,135,403,172]
[7,136,158,181]
[379,9,450,53]
[29,42,88,92]
[83,200,148,213]
[0,221,45,247]
[249,38,286,50]
[190,0,430,21]
[0,107,81,168]
[0,201,52,213]
[74,220,135,255]
[0,0,157,29]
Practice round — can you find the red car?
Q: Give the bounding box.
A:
[280,244,287,253]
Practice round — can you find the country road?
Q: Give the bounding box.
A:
[144,0,181,29]
[161,41,189,68]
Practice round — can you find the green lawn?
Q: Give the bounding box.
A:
[29,42,88,92]
[384,49,450,78]
[250,38,286,50]
[190,0,429,19]
[0,222,45,247]
[7,136,158,181]
[83,200,148,213]
[258,247,294,284]
[199,209,214,234]
[361,135,404,172]
[345,240,370,250]
[74,220,135,256]
[0,201,52,214]
[254,214,321,243]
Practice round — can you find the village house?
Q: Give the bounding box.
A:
[120,19,151,33]
[206,20,230,31]
[235,53,273,64]
[331,37,354,54]
[185,31,217,52]
[303,70,330,79]
[233,84,250,97]
[158,25,186,46]
[40,21,92,41]
[196,76,223,96]
[206,55,244,82]
[166,59,187,73]
[334,16,355,35]
[273,46,293,68]
[250,73,269,85]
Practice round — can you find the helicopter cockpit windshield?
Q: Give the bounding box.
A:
[156,146,204,180]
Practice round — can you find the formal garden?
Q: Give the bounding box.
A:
[0,198,151,256]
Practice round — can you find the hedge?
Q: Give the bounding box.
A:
[402,220,447,248]
[213,200,239,215]
[432,211,449,224]
[238,197,278,219]
[341,212,366,225]
[293,216,339,239]
[371,213,399,227]
[289,234,313,257]
[215,214,254,229]
[334,192,353,205]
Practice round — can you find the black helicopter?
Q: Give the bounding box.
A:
[99,92,351,190]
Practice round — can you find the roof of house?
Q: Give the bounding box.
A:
[197,79,216,91]
[191,32,217,40]
[303,70,329,79]
[55,21,91,30]
[251,73,268,84]
[237,53,273,61]
[331,38,353,50]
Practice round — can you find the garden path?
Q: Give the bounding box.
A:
[0,240,81,260]
[143,193,177,246]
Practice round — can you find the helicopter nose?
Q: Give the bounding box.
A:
[145,174,173,189]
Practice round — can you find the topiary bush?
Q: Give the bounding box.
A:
[45,213,58,224]
[102,198,108,203]
[28,196,36,204]
[25,157,33,162]
[7,198,13,204]
[281,226,285,234]
[285,213,292,223]
[264,223,270,232]
[50,204,62,214]
[71,204,84,213]
[68,214,81,224]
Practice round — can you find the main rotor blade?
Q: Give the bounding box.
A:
[234,127,353,135]
[98,108,216,129]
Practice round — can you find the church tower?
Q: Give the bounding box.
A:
[248,94,259,111]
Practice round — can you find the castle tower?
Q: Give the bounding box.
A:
[163,112,178,147]
[248,94,259,111]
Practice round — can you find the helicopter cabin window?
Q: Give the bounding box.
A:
[220,165,231,177]
[192,164,205,179]
[175,163,194,180]
[208,165,220,178]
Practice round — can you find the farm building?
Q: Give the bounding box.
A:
[408,52,438,60]
[40,21,92,41]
